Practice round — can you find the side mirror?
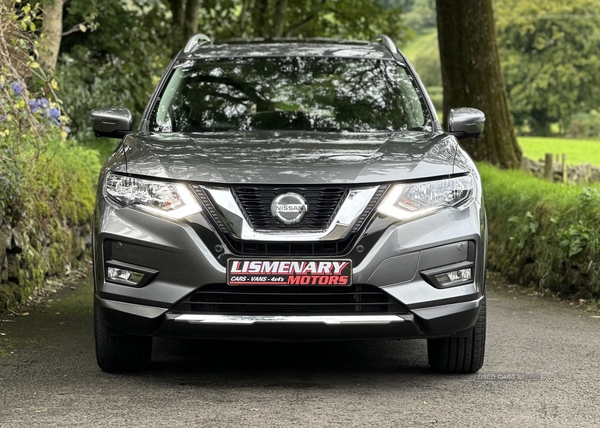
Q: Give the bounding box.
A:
[448,108,485,139]
[91,107,133,138]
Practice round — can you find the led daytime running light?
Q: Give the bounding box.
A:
[105,173,202,219]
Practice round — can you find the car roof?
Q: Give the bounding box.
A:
[178,38,399,61]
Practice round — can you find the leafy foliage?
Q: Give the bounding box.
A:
[0,0,100,226]
[1,1,69,223]
[495,0,600,135]
[395,0,436,33]
[56,0,170,138]
[55,0,412,138]
[199,0,410,41]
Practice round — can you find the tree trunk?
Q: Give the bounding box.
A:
[255,0,270,38]
[40,0,67,74]
[169,0,202,56]
[183,0,201,41]
[436,0,521,169]
[239,0,249,36]
[169,0,184,55]
[273,0,288,38]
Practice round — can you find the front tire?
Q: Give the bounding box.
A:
[427,296,486,373]
[94,300,152,372]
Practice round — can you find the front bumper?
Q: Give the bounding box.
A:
[93,195,487,341]
[96,295,484,341]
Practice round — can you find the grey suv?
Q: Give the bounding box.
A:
[91,35,487,373]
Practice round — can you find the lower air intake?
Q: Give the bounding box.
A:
[172,284,407,316]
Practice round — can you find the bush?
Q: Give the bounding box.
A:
[25,141,100,225]
[480,163,600,299]
[566,111,600,139]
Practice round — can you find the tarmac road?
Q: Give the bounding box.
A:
[0,272,599,428]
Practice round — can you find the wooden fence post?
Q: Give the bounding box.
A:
[562,154,567,184]
[544,153,553,182]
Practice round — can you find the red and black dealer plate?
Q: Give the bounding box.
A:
[227,259,352,286]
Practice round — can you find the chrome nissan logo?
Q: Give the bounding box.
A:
[271,193,308,225]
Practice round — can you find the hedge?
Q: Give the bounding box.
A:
[0,142,101,311]
[479,163,600,299]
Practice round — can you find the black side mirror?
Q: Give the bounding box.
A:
[448,108,485,139]
[91,107,133,138]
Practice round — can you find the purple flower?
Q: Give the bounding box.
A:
[39,98,50,109]
[11,82,23,96]
[0,114,6,122]
[49,107,60,125]
[29,99,41,113]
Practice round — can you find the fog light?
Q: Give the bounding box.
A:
[107,267,144,285]
[434,268,472,287]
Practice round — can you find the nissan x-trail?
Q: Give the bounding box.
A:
[91,35,487,373]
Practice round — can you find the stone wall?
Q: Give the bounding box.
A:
[522,157,600,184]
[0,216,91,311]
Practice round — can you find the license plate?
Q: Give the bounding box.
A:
[227,259,352,286]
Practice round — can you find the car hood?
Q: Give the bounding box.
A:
[118,131,461,184]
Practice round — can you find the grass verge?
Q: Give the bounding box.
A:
[480,163,600,299]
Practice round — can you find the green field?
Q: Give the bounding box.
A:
[519,137,600,166]
[400,29,438,60]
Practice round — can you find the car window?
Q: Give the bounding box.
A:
[150,57,430,133]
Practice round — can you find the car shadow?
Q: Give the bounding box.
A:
[135,338,436,389]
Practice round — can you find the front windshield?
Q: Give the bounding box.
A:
[150,56,431,133]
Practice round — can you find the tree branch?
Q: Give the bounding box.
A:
[61,23,86,37]
[283,0,327,37]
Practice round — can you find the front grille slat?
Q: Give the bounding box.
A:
[233,186,347,231]
[172,284,407,316]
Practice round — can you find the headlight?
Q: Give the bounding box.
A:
[377,175,474,222]
[105,173,201,219]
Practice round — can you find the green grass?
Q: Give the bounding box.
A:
[519,137,600,166]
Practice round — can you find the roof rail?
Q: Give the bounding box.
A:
[371,35,397,54]
[216,37,370,46]
[184,34,212,53]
